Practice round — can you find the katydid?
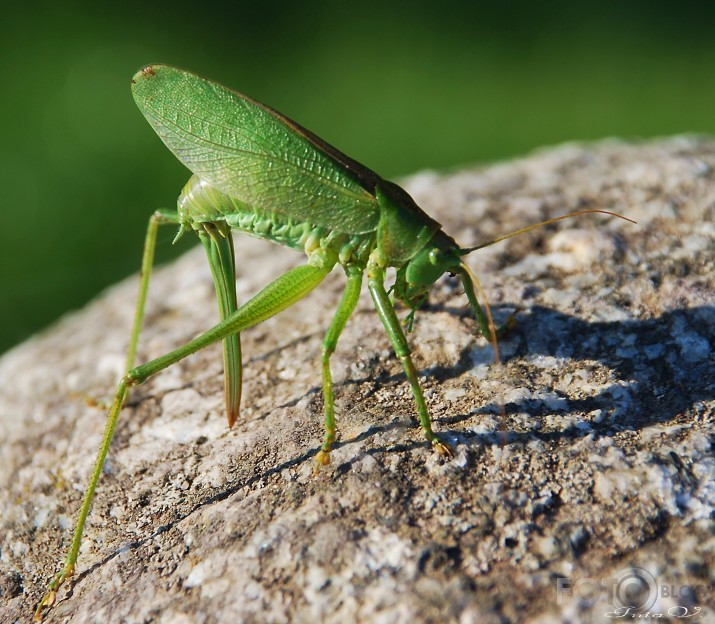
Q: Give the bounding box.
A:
[35,64,632,619]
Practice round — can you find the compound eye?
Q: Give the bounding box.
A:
[429,249,441,265]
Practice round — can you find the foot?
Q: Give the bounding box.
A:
[314,449,332,472]
[34,564,74,621]
[431,436,454,458]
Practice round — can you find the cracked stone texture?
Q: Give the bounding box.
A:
[1,136,713,623]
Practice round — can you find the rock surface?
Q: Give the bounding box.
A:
[1,137,713,623]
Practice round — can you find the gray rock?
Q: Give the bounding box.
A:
[1,137,713,623]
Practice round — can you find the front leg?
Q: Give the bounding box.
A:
[366,258,453,457]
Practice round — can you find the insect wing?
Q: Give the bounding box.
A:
[132,65,380,234]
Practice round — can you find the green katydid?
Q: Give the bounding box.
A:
[35,64,633,619]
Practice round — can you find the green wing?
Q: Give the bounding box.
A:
[132,65,381,234]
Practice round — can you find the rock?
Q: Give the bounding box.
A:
[1,137,713,623]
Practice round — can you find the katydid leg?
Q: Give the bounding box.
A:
[126,209,181,371]
[366,260,452,456]
[316,265,363,465]
[129,260,334,382]
[35,260,333,620]
[33,377,130,620]
[127,211,243,427]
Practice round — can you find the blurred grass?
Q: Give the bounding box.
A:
[2,0,715,354]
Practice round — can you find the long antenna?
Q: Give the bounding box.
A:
[460,209,636,255]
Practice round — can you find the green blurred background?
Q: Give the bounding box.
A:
[2,0,714,354]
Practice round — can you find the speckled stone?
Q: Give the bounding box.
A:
[1,137,713,623]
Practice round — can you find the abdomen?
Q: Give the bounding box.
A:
[178,175,376,264]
